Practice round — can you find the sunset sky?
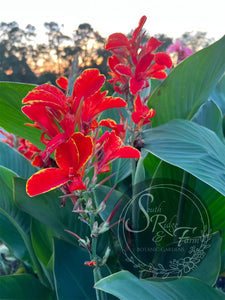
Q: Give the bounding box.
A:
[1,0,224,41]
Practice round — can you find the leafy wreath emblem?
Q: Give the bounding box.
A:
[123,231,212,279]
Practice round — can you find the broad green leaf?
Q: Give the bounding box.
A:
[110,158,132,186]
[0,274,54,299]
[0,213,29,262]
[143,119,225,197]
[0,167,50,287]
[148,36,225,127]
[0,167,31,241]
[53,238,95,300]
[0,141,37,178]
[31,218,55,266]
[95,270,225,300]
[14,177,89,246]
[191,100,224,140]
[0,82,43,149]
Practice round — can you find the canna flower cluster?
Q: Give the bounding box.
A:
[105,16,172,96]
[21,15,171,204]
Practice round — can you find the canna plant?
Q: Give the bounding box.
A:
[0,15,225,300]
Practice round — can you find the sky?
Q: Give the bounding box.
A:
[0,0,224,42]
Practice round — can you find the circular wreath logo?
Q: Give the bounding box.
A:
[117,180,212,279]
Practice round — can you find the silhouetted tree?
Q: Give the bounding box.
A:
[0,21,37,83]
[44,22,71,74]
[71,23,109,77]
[179,31,214,51]
[153,34,173,52]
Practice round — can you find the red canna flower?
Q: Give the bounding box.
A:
[95,130,140,175]
[99,119,126,141]
[26,132,93,197]
[105,16,172,95]
[131,95,155,128]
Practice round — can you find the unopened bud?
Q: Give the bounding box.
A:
[100,247,111,266]
[91,221,99,238]
[84,260,97,268]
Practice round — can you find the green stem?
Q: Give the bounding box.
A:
[89,213,106,300]
[175,171,190,242]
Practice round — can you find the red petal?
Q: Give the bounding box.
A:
[117,146,140,158]
[22,105,61,138]
[131,16,147,43]
[105,33,130,50]
[82,92,127,123]
[115,64,133,77]
[151,71,167,79]
[99,119,117,128]
[129,78,146,95]
[56,76,68,90]
[42,132,67,157]
[136,53,154,74]
[70,133,93,169]
[26,168,69,197]
[108,55,120,71]
[103,130,122,160]
[131,112,142,124]
[154,53,172,68]
[60,113,76,137]
[146,37,163,52]
[133,95,142,111]
[55,138,79,171]
[97,96,127,112]
[72,69,105,102]
[69,175,87,191]
[23,84,67,113]
[99,119,125,138]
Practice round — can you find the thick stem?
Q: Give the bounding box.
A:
[175,171,190,242]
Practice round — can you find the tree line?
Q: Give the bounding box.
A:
[0,21,213,85]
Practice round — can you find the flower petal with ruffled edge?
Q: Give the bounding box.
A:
[26,168,69,197]
[22,84,68,114]
[71,69,105,113]
[96,130,140,173]
[105,33,130,50]
[22,104,62,138]
[99,119,126,140]
[82,91,127,128]
[131,95,155,127]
